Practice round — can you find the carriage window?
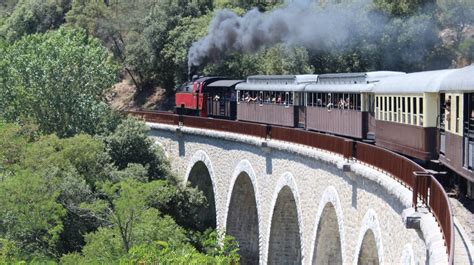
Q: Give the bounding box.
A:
[401,97,406,123]
[393,97,398,122]
[419,97,424,126]
[413,97,417,114]
[447,96,452,131]
[356,94,361,111]
[419,98,423,114]
[285,92,289,105]
[413,97,418,125]
[456,96,460,133]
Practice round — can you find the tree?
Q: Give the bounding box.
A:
[14,133,110,255]
[258,45,314,75]
[104,118,171,181]
[459,38,474,64]
[66,0,214,91]
[0,0,18,22]
[437,0,474,44]
[373,0,435,16]
[0,122,29,179]
[67,179,189,262]
[0,170,66,260]
[0,28,119,137]
[0,0,71,42]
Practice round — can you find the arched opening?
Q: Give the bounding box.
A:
[357,229,379,265]
[268,186,301,264]
[313,203,342,264]
[187,161,216,231]
[226,173,259,265]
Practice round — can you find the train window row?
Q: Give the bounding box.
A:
[306,93,362,111]
[236,90,363,110]
[237,90,298,106]
[375,95,424,126]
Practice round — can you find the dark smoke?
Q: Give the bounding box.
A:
[188,0,381,67]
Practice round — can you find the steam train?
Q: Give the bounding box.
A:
[175,65,474,197]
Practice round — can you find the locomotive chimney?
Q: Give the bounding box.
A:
[188,66,198,81]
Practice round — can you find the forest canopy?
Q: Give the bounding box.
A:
[1,0,471,92]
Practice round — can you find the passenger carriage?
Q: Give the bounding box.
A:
[439,65,474,194]
[373,69,456,161]
[304,72,403,139]
[235,75,318,127]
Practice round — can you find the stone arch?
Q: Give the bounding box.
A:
[310,186,345,265]
[266,172,303,265]
[353,209,384,265]
[225,160,260,265]
[184,150,217,231]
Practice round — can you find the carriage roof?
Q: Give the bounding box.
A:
[440,64,474,92]
[373,69,456,94]
[236,74,318,92]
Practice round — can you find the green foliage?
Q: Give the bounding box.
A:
[21,134,108,188]
[0,0,18,21]
[0,123,29,178]
[379,14,443,71]
[374,0,434,16]
[104,118,171,180]
[162,13,214,85]
[0,171,66,260]
[65,0,213,91]
[65,178,189,263]
[13,134,109,255]
[0,0,71,42]
[0,28,119,137]
[201,230,239,258]
[258,45,314,75]
[459,38,474,64]
[120,240,239,265]
[437,0,474,32]
[0,238,21,263]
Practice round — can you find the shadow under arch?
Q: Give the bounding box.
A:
[357,229,379,265]
[310,186,345,264]
[226,172,260,265]
[313,203,343,264]
[353,209,384,265]
[268,185,302,264]
[187,160,216,231]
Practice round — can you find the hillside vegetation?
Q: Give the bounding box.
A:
[2,0,473,95]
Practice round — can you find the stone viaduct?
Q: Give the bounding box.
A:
[148,122,448,265]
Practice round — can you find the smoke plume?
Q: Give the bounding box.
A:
[188,0,380,67]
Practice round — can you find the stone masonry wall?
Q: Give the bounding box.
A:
[149,123,447,264]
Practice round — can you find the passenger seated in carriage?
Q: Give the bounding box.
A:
[265,95,271,103]
[338,98,346,109]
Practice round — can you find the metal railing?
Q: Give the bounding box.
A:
[128,110,454,264]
